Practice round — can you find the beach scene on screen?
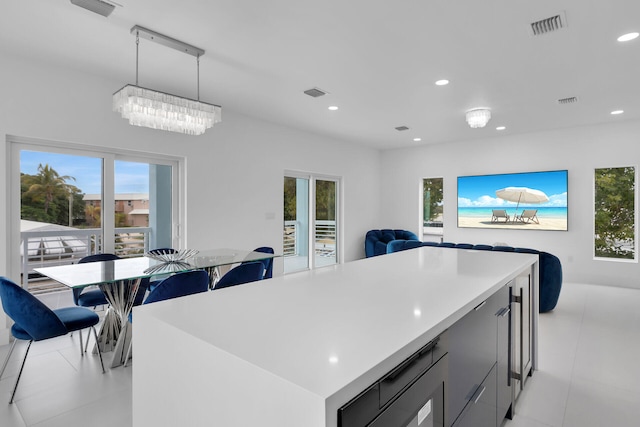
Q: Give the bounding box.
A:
[457,170,568,231]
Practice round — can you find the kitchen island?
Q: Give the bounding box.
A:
[132,247,538,427]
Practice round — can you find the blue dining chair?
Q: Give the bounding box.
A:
[213,262,264,290]
[124,269,209,366]
[77,253,148,308]
[242,246,274,279]
[73,253,120,308]
[0,276,105,403]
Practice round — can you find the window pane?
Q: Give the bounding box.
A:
[315,179,337,267]
[594,166,636,260]
[115,160,172,257]
[20,150,102,290]
[284,176,309,273]
[423,178,444,240]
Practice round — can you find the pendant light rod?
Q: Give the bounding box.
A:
[130,25,205,58]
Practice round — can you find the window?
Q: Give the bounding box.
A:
[283,173,339,274]
[9,137,183,291]
[594,166,636,261]
[423,178,443,241]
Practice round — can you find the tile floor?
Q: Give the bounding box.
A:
[1,282,640,426]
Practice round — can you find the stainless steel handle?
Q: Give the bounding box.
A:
[500,307,511,317]
[472,386,486,404]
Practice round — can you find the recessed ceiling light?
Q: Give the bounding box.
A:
[328,106,339,111]
[617,32,639,42]
[496,126,506,131]
[611,110,624,115]
[413,137,422,142]
[435,79,449,86]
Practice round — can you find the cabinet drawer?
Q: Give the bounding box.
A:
[452,363,497,427]
[448,290,502,423]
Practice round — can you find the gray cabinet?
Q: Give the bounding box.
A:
[451,363,497,427]
[448,286,507,427]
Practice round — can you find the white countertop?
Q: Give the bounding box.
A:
[134,247,537,425]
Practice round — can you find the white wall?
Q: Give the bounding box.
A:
[0,53,381,342]
[379,121,640,289]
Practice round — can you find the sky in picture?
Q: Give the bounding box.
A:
[458,170,568,207]
[20,151,149,194]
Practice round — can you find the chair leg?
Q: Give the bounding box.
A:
[78,329,84,357]
[0,338,18,380]
[84,330,92,354]
[91,326,106,374]
[123,339,133,367]
[10,340,32,404]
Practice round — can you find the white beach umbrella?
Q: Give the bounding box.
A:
[495,187,549,217]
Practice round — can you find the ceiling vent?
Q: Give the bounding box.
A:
[304,88,328,98]
[395,126,410,131]
[70,0,118,17]
[529,11,567,36]
[558,96,578,105]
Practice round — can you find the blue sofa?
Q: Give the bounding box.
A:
[366,236,562,313]
[365,229,420,258]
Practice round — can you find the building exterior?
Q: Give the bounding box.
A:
[82,193,149,227]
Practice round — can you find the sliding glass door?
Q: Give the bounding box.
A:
[12,138,181,292]
[284,173,339,274]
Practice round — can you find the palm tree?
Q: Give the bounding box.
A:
[23,164,75,215]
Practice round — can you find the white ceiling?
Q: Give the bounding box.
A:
[2,0,639,149]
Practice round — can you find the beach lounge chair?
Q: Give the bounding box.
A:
[517,209,539,224]
[491,209,510,223]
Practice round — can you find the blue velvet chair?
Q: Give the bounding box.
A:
[74,253,119,308]
[77,253,148,307]
[242,246,274,279]
[213,262,264,290]
[365,229,420,257]
[0,276,105,403]
[515,248,563,312]
[124,270,209,366]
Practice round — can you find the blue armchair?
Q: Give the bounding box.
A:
[0,276,105,403]
[365,229,420,257]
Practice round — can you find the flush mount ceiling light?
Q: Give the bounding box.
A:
[617,32,639,42]
[113,25,221,136]
[465,108,491,128]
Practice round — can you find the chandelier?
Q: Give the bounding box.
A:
[465,108,491,128]
[113,26,221,136]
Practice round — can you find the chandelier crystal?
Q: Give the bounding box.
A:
[465,108,492,128]
[113,26,221,136]
[113,85,221,136]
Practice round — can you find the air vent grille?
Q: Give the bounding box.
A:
[558,96,578,105]
[304,88,328,98]
[530,12,567,36]
[395,126,410,131]
[70,0,116,17]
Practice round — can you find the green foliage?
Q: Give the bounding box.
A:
[21,165,84,226]
[594,167,635,259]
[315,180,336,221]
[284,177,297,221]
[423,178,444,224]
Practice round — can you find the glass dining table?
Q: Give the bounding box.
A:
[34,248,277,368]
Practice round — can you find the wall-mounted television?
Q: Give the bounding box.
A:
[457,170,568,231]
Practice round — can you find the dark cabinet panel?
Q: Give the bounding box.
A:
[452,363,497,427]
[448,289,502,425]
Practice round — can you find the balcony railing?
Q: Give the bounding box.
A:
[282,220,336,258]
[20,226,152,293]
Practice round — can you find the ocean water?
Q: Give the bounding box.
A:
[458,207,567,219]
